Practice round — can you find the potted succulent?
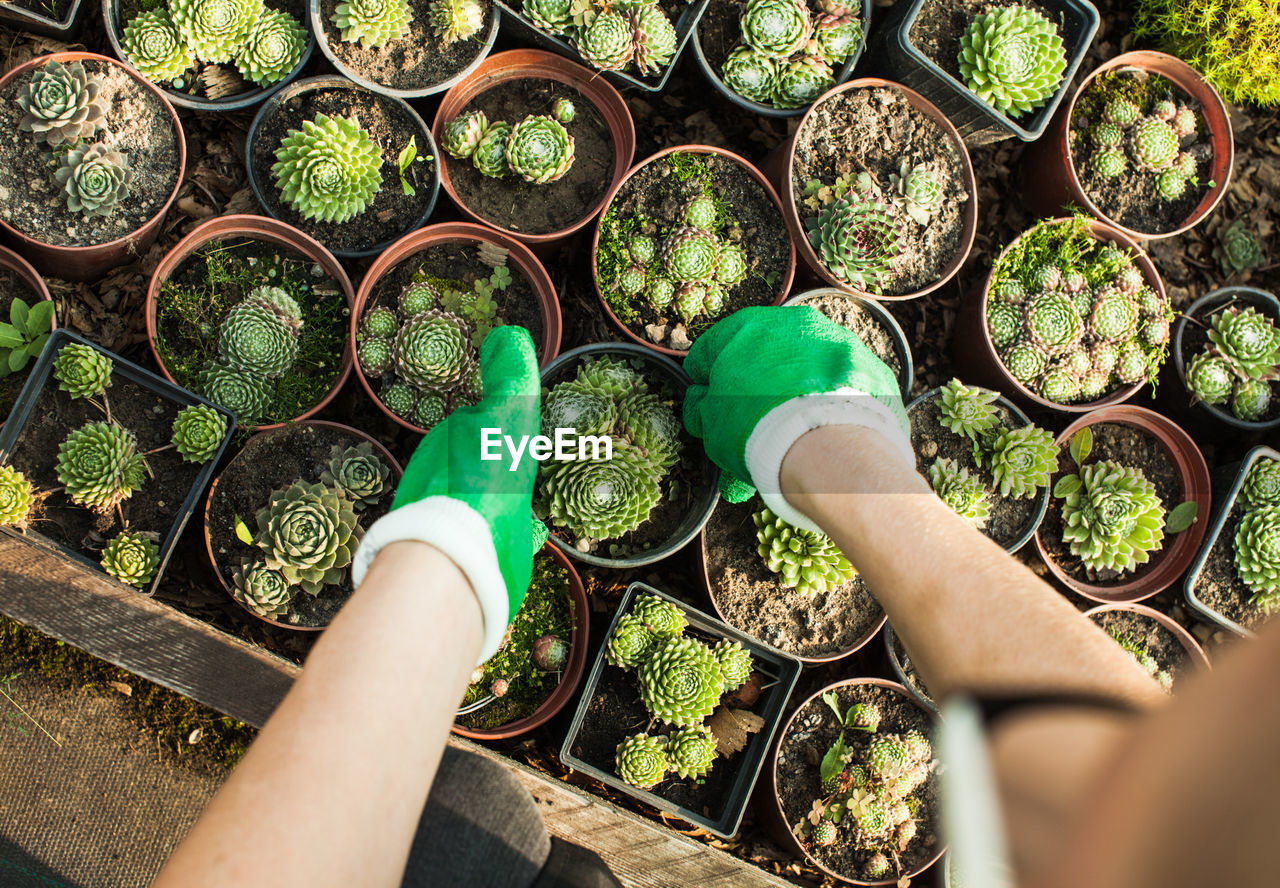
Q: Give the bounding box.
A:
[102,0,315,112]
[778,78,977,301]
[432,49,636,247]
[783,288,913,399]
[560,582,802,837]
[145,214,355,432]
[908,378,1053,554]
[0,245,57,425]
[0,0,85,38]
[591,146,795,357]
[1185,446,1280,637]
[691,0,870,117]
[534,343,720,568]
[1022,51,1233,240]
[204,420,401,630]
[351,222,562,435]
[1034,407,1211,604]
[0,330,234,593]
[1082,602,1210,692]
[767,677,945,885]
[246,75,440,260]
[870,0,1100,145]
[454,543,589,739]
[0,52,186,282]
[958,216,1171,413]
[309,0,497,98]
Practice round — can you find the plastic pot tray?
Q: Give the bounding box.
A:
[560,582,802,838]
[0,329,236,594]
[0,0,84,38]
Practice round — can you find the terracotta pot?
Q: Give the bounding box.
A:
[0,244,55,313]
[144,214,356,431]
[775,78,977,301]
[352,222,562,434]
[1082,602,1211,672]
[782,288,915,400]
[452,543,589,739]
[204,420,404,632]
[1021,51,1234,241]
[0,52,185,282]
[954,217,1166,414]
[432,49,636,247]
[590,145,797,358]
[765,678,946,885]
[1034,406,1212,604]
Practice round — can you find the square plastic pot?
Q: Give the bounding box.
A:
[0,329,236,594]
[560,581,802,838]
[0,0,84,38]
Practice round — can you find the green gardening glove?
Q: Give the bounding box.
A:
[683,305,914,532]
[351,326,541,662]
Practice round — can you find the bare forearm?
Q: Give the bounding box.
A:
[155,541,482,888]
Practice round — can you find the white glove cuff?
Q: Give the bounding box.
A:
[351,497,509,665]
[744,387,915,534]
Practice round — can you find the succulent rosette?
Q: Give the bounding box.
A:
[505,114,575,184]
[199,363,274,426]
[0,466,33,527]
[632,3,677,75]
[957,5,1067,116]
[772,55,834,110]
[170,0,266,63]
[441,110,489,160]
[928,457,990,529]
[56,421,147,513]
[171,404,229,463]
[428,0,484,44]
[18,60,107,147]
[394,310,476,390]
[256,481,363,595]
[637,635,725,726]
[632,592,687,636]
[232,559,295,618]
[605,613,656,669]
[615,733,669,788]
[235,8,308,87]
[807,194,904,293]
[740,0,812,59]
[332,0,411,47]
[1241,459,1280,510]
[54,143,132,218]
[220,300,299,378]
[754,506,854,596]
[987,424,1056,499]
[666,725,717,779]
[101,532,160,588]
[523,0,571,33]
[1236,506,1280,611]
[53,343,112,399]
[576,9,634,71]
[123,10,197,83]
[712,640,753,692]
[721,46,777,104]
[1060,460,1165,573]
[538,442,662,542]
[319,442,390,510]
[272,113,384,224]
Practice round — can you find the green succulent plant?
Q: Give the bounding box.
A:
[1241,459,1280,510]
[542,381,616,438]
[632,3,677,75]
[235,8,307,87]
[199,363,273,426]
[1058,459,1165,573]
[123,10,196,83]
[399,281,440,317]
[574,354,648,398]
[428,0,484,44]
[413,392,447,430]
[986,300,1021,350]
[54,141,132,218]
[605,612,655,669]
[957,5,1067,116]
[57,421,147,513]
[356,338,392,379]
[0,466,33,527]
[713,639,753,692]
[1004,342,1047,385]
[505,114,575,184]
[1187,351,1234,406]
[1233,378,1272,421]
[170,0,265,63]
[890,161,946,226]
[1155,170,1187,200]
[809,13,861,64]
[247,285,303,332]
[257,481,362,596]
[632,591,687,637]
[53,342,112,399]
[576,9,634,71]
[617,392,682,469]
[615,733,669,789]
[937,378,999,441]
[441,110,488,160]
[101,531,160,588]
[380,383,417,418]
[360,306,398,340]
[471,120,512,178]
[637,635,725,726]
[773,55,833,109]
[667,725,717,779]
[394,309,475,390]
[232,559,294,619]
[741,0,812,59]
[171,404,228,463]
[1025,291,1084,357]
[721,45,777,104]
[662,227,719,283]
[538,442,661,542]
[1089,288,1140,343]
[754,505,855,596]
[320,442,390,510]
[17,60,107,147]
[273,114,383,224]
[1038,364,1082,403]
[1129,116,1179,170]
[220,300,299,378]
[1092,148,1126,179]
[929,458,990,529]
[1213,220,1264,276]
[806,194,904,293]
[714,242,749,288]
[987,424,1056,499]
[1207,307,1280,380]
[333,0,411,46]
[1235,505,1280,612]
[522,0,571,33]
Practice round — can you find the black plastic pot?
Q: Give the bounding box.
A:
[0,329,235,594]
[537,343,720,569]
[102,0,315,112]
[690,0,870,118]
[560,581,802,838]
[883,623,938,714]
[1170,286,1280,434]
[1184,444,1280,638]
[869,0,1100,145]
[0,0,84,37]
[783,288,913,400]
[495,0,711,93]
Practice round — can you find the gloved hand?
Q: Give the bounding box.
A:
[351,325,541,663]
[683,305,913,533]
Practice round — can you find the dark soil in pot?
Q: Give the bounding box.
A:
[1040,422,1181,586]
[792,86,968,298]
[446,77,614,236]
[705,497,882,659]
[776,684,941,881]
[250,83,436,254]
[1178,301,1280,424]
[910,395,1039,550]
[910,0,1064,95]
[6,0,72,17]
[317,0,492,91]
[0,59,180,247]
[1193,501,1269,633]
[790,291,904,383]
[0,270,42,421]
[207,423,394,628]
[1087,608,1189,690]
[153,237,347,427]
[1070,70,1212,236]
[597,151,790,351]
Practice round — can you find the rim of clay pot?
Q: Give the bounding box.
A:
[972,217,1165,413]
[452,543,589,739]
[101,0,316,112]
[308,0,498,99]
[1033,405,1212,604]
[767,677,947,886]
[882,623,938,714]
[783,288,914,400]
[432,49,636,246]
[1171,286,1280,431]
[780,78,978,301]
[351,221,563,434]
[1056,51,1233,241]
[589,144,797,358]
[0,244,54,309]
[538,342,721,568]
[204,420,404,632]
[245,75,441,261]
[0,52,186,283]
[144,214,356,432]
[1081,602,1211,671]
[906,385,1051,554]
